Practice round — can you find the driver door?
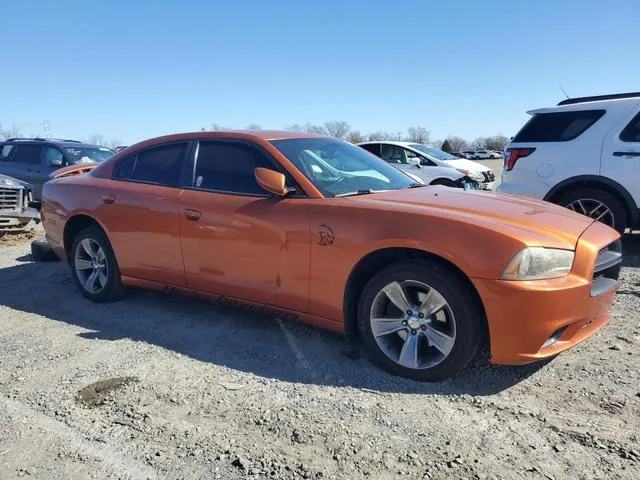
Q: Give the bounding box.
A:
[179,140,311,313]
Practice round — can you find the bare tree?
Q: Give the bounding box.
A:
[245,124,261,130]
[406,126,430,144]
[470,137,488,150]
[322,121,350,139]
[87,133,107,146]
[367,131,394,141]
[210,123,230,131]
[1,123,22,140]
[285,124,304,132]
[482,134,509,151]
[306,124,327,135]
[444,136,469,152]
[107,138,123,149]
[345,130,366,144]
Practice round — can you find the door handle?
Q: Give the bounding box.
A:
[613,151,640,157]
[184,209,201,221]
[101,194,116,204]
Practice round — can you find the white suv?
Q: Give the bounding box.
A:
[498,92,640,233]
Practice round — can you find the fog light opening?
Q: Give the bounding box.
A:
[542,326,567,349]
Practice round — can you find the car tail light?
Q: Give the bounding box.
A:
[505,148,536,171]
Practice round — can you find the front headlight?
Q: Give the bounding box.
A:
[500,247,575,280]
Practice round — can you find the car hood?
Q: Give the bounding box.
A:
[395,164,463,182]
[442,158,490,172]
[49,163,98,179]
[350,187,595,249]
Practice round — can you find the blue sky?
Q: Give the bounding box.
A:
[2,0,639,145]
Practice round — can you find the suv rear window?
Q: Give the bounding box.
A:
[513,110,605,143]
[620,111,640,142]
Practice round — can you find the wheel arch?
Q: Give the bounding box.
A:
[544,175,639,227]
[63,213,109,258]
[342,247,488,342]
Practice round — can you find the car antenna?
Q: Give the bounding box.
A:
[559,85,570,100]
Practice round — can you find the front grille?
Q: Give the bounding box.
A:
[591,239,622,296]
[0,188,21,211]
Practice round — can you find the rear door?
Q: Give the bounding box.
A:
[97,141,191,286]
[601,106,640,204]
[2,144,44,196]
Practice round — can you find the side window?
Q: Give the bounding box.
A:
[360,144,381,156]
[380,144,406,164]
[43,147,64,166]
[620,111,640,142]
[112,154,137,180]
[194,142,282,195]
[130,143,187,187]
[513,110,605,142]
[11,145,43,164]
[0,144,14,161]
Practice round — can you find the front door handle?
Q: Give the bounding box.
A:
[101,194,116,204]
[184,209,201,221]
[613,151,640,157]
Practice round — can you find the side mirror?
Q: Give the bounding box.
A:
[255,167,289,196]
[407,157,421,168]
[49,158,63,167]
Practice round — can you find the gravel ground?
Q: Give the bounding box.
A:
[0,227,639,480]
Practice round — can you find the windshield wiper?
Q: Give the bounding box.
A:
[335,189,376,198]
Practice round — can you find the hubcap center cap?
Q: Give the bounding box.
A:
[407,315,421,330]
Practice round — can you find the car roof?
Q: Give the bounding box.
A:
[358,141,419,147]
[1,138,109,149]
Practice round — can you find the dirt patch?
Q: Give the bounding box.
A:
[0,228,38,245]
[76,377,139,408]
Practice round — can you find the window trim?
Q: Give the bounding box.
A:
[620,110,640,143]
[183,138,307,198]
[8,143,45,165]
[110,140,193,188]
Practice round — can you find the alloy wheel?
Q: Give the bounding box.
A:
[369,280,456,370]
[566,198,615,228]
[74,238,108,294]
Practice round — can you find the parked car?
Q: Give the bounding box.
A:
[491,150,505,158]
[41,130,621,381]
[469,150,501,160]
[0,174,39,232]
[114,146,128,152]
[451,151,472,159]
[498,92,640,233]
[359,141,495,190]
[0,138,115,201]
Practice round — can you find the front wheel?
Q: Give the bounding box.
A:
[357,261,484,381]
[430,178,456,187]
[70,226,126,302]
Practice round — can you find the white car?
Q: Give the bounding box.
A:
[469,150,501,160]
[359,141,496,190]
[498,92,640,233]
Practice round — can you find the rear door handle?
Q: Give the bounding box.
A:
[613,151,640,157]
[101,194,116,204]
[184,209,201,221]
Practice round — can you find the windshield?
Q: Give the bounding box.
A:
[409,144,458,161]
[270,138,414,197]
[64,146,115,164]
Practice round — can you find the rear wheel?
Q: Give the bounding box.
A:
[357,261,483,381]
[557,188,627,233]
[70,226,125,302]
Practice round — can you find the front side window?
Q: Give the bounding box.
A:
[130,143,187,187]
[12,145,42,164]
[513,110,605,143]
[270,138,414,197]
[0,144,14,160]
[380,144,407,164]
[409,144,458,161]
[43,147,64,166]
[620,111,640,142]
[193,142,281,195]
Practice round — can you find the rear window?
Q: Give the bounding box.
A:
[620,111,640,142]
[513,110,605,143]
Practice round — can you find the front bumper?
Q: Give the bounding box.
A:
[472,221,620,365]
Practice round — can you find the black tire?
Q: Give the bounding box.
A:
[557,188,627,234]
[31,238,60,262]
[69,226,126,302]
[430,178,456,187]
[357,261,484,381]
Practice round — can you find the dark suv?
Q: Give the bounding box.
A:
[0,138,115,200]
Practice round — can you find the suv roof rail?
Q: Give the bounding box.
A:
[4,137,47,142]
[3,137,83,143]
[558,92,640,106]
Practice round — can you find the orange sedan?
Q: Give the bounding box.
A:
[40,131,622,381]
